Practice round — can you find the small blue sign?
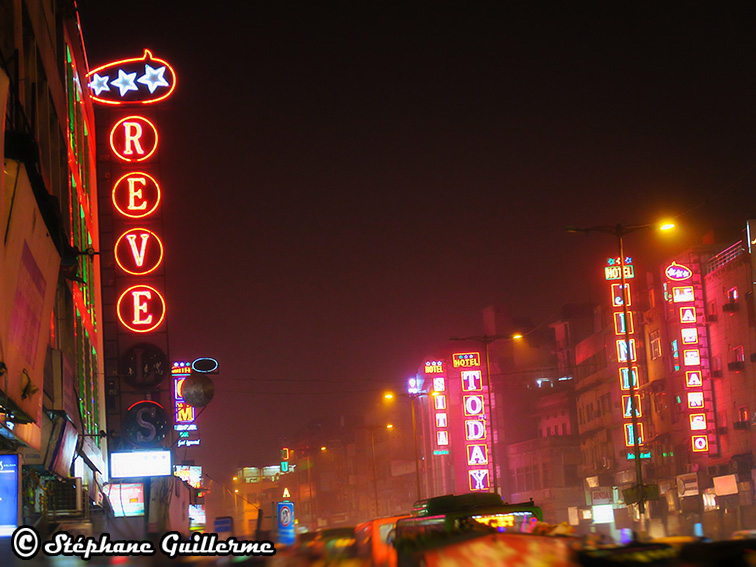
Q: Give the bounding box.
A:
[277,502,295,546]
[0,454,20,537]
[214,515,233,533]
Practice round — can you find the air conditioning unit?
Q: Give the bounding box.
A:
[733,420,750,431]
[47,478,82,514]
[711,370,723,378]
[706,314,718,322]
[728,361,745,372]
[722,302,739,313]
[750,353,756,363]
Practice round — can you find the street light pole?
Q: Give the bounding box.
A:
[566,222,674,520]
[370,428,379,517]
[617,228,645,516]
[410,394,422,502]
[384,392,423,502]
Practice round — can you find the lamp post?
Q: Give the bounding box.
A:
[357,424,393,517]
[566,222,674,519]
[384,391,424,502]
[450,333,522,496]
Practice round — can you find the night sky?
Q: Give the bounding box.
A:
[78,3,756,479]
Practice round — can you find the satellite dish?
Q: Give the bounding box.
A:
[182,372,215,407]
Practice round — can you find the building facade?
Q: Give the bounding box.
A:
[1,0,107,534]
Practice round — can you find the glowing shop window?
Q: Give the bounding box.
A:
[622,395,642,418]
[468,469,490,491]
[692,435,709,453]
[613,312,634,335]
[461,371,483,392]
[687,392,704,409]
[611,283,632,307]
[728,287,739,302]
[433,377,446,392]
[435,413,448,428]
[465,419,487,441]
[672,286,695,303]
[436,430,449,446]
[689,414,707,431]
[434,395,447,410]
[683,349,701,367]
[685,371,703,388]
[616,339,637,362]
[623,423,644,447]
[679,307,696,324]
[463,395,485,416]
[619,367,638,391]
[681,328,698,345]
[467,444,488,466]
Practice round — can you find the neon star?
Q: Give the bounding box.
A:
[137,64,170,93]
[88,73,110,96]
[111,69,139,97]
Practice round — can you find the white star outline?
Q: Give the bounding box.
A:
[88,73,110,96]
[111,69,139,97]
[137,64,170,93]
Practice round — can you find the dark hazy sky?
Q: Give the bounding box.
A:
[78,3,756,477]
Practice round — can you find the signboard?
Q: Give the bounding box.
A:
[277,502,295,546]
[111,450,172,478]
[104,482,145,517]
[214,515,233,534]
[0,454,20,537]
[677,473,699,497]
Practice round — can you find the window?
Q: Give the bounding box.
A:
[738,406,749,422]
[728,287,739,302]
[734,345,745,363]
[650,330,662,360]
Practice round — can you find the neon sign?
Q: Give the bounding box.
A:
[692,435,708,452]
[623,423,644,446]
[424,360,444,373]
[461,371,483,391]
[665,261,693,281]
[468,469,490,491]
[117,285,166,333]
[110,116,159,162]
[665,256,713,455]
[112,172,161,218]
[453,352,481,368]
[87,50,176,105]
[467,444,488,465]
[114,228,164,275]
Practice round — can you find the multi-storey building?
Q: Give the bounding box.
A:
[1,0,107,533]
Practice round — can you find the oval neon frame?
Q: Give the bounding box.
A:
[117,284,166,333]
[87,49,177,105]
[114,228,164,275]
[112,172,161,218]
[110,115,159,162]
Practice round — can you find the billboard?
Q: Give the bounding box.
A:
[111,450,172,478]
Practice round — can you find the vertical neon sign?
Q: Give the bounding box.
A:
[607,257,643,448]
[425,360,449,450]
[452,354,492,491]
[664,260,714,454]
